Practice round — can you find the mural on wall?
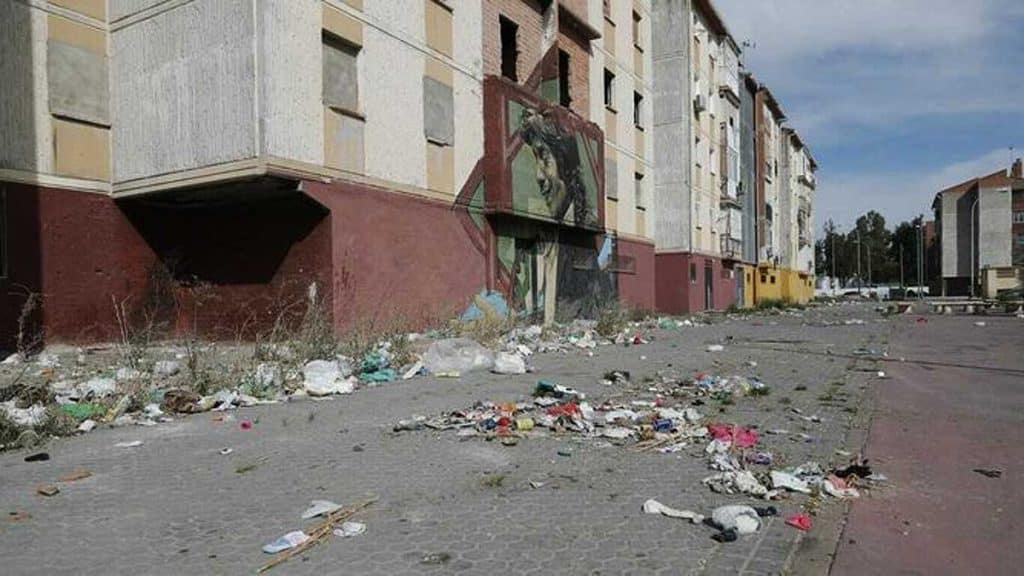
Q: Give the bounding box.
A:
[447,45,617,325]
[493,228,632,323]
[509,101,601,229]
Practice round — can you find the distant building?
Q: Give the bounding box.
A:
[932,159,1024,297]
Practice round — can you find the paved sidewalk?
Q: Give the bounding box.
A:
[1,304,885,575]
[831,313,1024,576]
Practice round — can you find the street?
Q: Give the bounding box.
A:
[0,303,1020,575]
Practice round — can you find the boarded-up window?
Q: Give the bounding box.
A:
[323,34,359,112]
[48,40,109,125]
[690,262,698,284]
[605,155,618,199]
[423,76,454,145]
[634,172,644,209]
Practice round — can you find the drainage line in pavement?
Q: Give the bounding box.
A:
[729,343,1024,376]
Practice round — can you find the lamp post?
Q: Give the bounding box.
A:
[899,242,904,290]
[970,195,979,299]
[831,225,839,295]
[855,229,862,294]
[921,220,929,297]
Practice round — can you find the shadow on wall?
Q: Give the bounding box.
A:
[118,186,332,339]
[0,3,41,353]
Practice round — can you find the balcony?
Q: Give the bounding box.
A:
[482,76,605,232]
[798,172,816,190]
[720,236,743,260]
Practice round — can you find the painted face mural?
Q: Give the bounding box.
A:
[509,101,601,229]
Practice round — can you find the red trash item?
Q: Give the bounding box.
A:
[240,420,253,430]
[785,513,812,531]
[547,402,580,418]
[916,317,928,324]
[707,423,759,448]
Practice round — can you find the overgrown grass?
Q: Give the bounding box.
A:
[480,473,506,488]
[595,305,628,338]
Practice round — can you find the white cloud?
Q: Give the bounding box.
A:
[715,0,1024,146]
[818,148,1015,230]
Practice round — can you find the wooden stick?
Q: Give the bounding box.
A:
[258,497,378,573]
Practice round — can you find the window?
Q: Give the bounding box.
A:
[0,187,6,279]
[634,173,644,209]
[632,11,642,49]
[323,33,360,112]
[770,275,776,284]
[500,16,518,82]
[633,91,643,128]
[1015,211,1024,224]
[690,262,698,284]
[603,69,615,109]
[558,50,571,108]
[603,0,611,20]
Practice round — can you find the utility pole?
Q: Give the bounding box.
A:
[899,243,904,289]
[855,229,862,293]
[921,218,929,297]
[970,195,979,299]
[867,246,872,287]
[830,226,838,295]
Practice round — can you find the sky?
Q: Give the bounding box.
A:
[714,0,1024,232]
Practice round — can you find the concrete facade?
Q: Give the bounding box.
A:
[0,0,820,346]
[933,165,1024,297]
[652,0,757,314]
[0,0,664,348]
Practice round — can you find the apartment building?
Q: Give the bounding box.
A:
[651,0,746,313]
[777,128,816,303]
[0,0,658,347]
[932,159,1024,298]
[752,83,787,302]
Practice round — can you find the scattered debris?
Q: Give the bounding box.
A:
[24,452,50,462]
[785,513,813,531]
[262,531,310,554]
[301,500,342,520]
[58,469,92,482]
[642,499,704,524]
[423,338,494,375]
[710,505,773,542]
[36,485,60,497]
[333,521,366,538]
[302,360,356,396]
[973,468,1002,479]
[420,552,451,566]
[492,352,527,375]
[114,440,143,448]
[258,497,376,573]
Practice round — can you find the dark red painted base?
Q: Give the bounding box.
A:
[617,237,655,313]
[303,180,489,332]
[1,179,656,348]
[655,252,738,314]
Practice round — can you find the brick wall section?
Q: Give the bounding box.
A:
[558,29,590,119]
[483,0,545,83]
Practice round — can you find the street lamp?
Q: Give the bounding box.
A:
[969,194,979,299]
[831,224,840,295]
[921,220,929,301]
